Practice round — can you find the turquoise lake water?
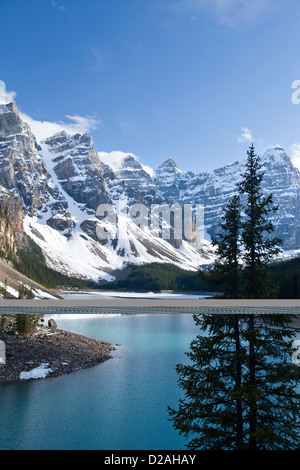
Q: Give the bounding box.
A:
[0,313,199,450]
[1,312,299,451]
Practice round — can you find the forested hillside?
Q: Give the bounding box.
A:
[97,263,220,294]
[270,258,300,298]
[13,236,92,290]
[96,259,300,299]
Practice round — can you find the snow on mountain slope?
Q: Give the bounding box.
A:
[24,213,215,281]
[39,140,91,229]
[24,215,118,281]
[26,129,214,280]
[1,101,299,284]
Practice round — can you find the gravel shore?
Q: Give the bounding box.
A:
[0,321,115,384]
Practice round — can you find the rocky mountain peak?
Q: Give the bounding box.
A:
[104,153,158,207]
[0,101,18,114]
[44,131,94,158]
[262,146,293,167]
[154,159,183,202]
[42,129,111,211]
[0,102,31,138]
[0,103,53,213]
[156,158,181,175]
[122,155,143,170]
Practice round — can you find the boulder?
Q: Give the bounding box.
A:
[48,319,57,329]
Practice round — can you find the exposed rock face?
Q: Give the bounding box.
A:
[0,102,29,137]
[0,212,16,257]
[0,103,54,214]
[104,155,159,206]
[259,148,300,249]
[0,184,24,257]
[0,184,23,234]
[155,158,184,202]
[43,132,112,211]
[46,211,74,234]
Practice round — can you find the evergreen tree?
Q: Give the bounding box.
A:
[0,314,8,331]
[199,195,242,298]
[18,284,25,300]
[238,144,282,298]
[15,314,35,337]
[18,283,35,300]
[199,144,282,298]
[169,314,300,450]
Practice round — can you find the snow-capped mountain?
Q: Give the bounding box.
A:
[0,102,55,214]
[0,101,299,282]
[0,103,213,280]
[154,147,300,250]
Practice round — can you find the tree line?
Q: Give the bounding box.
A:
[96,262,220,293]
[96,260,299,298]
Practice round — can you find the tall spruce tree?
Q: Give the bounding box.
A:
[168,314,300,450]
[199,195,242,298]
[15,314,35,337]
[238,144,282,298]
[199,144,282,298]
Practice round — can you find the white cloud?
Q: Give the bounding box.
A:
[0,80,153,176]
[0,80,101,142]
[141,163,155,178]
[290,143,300,171]
[98,151,129,171]
[21,112,101,143]
[0,80,17,104]
[64,114,101,133]
[237,127,254,143]
[98,150,154,177]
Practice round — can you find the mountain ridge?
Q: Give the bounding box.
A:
[0,101,299,287]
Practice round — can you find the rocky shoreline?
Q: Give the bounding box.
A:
[0,319,115,384]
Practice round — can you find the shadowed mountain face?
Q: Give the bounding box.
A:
[0,101,299,282]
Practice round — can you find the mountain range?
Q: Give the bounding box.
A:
[0,101,299,291]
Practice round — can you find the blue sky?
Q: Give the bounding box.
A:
[1,0,300,173]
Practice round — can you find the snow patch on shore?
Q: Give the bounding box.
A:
[20,363,53,380]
